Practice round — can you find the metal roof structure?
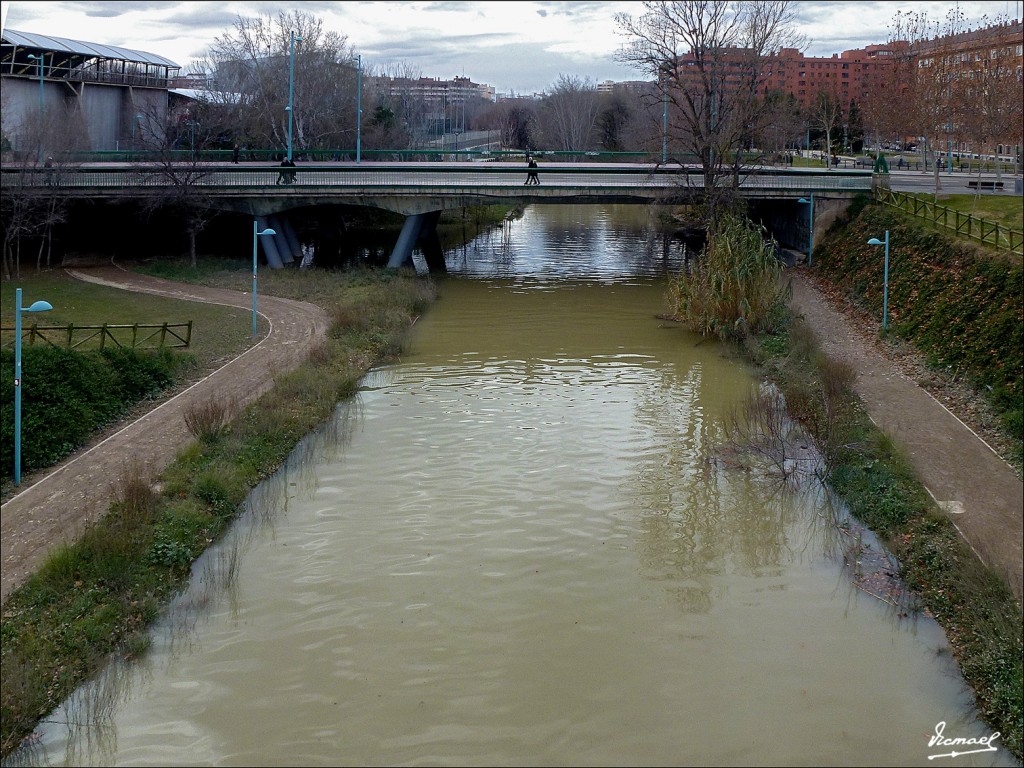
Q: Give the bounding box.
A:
[2,28,180,69]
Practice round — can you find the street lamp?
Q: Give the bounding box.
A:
[866,230,890,334]
[356,53,362,164]
[26,53,45,163]
[252,222,277,337]
[13,288,53,485]
[662,87,668,163]
[797,193,814,266]
[287,30,302,163]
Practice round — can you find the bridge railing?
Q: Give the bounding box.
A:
[0,163,873,195]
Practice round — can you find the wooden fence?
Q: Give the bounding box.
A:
[0,322,192,351]
[875,188,1023,256]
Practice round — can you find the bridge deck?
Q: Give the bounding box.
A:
[1,162,874,215]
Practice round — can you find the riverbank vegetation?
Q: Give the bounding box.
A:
[666,203,1021,758]
[814,200,1023,467]
[0,267,435,758]
[705,200,1022,758]
[0,273,258,497]
[748,315,1022,760]
[0,346,182,485]
[666,213,790,340]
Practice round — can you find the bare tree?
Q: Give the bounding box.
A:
[477,99,538,151]
[0,104,83,278]
[539,75,601,156]
[809,88,843,164]
[196,10,356,154]
[616,0,806,225]
[953,12,1023,181]
[131,103,218,267]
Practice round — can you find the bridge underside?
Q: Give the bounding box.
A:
[4,164,872,271]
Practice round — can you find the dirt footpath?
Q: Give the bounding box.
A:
[0,265,329,603]
[788,269,1023,603]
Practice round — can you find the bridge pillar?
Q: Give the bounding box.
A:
[278,215,303,264]
[256,216,285,269]
[387,213,425,269]
[266,214,294,264]
[387,210,443,270]
[419,211,446,273]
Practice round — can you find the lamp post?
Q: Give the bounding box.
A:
[356,53,362,164]
[287,30,302,162]
[867,230,890,334]
[662,83,668,164]
[252,222,277,337]
[26,53,45,163]
[13,288,53,485]
[797,193,814,266]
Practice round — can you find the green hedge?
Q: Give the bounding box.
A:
[0,347,184,481]
[814,204,1024,458]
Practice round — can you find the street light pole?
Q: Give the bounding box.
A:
[356,53,362,164]
[13,288,54,485]
[662,84,668,164]
[287,30,302,163]
[253,221,277,337]
[26,53,45,163]
[798,192,814,266]
[867,230,890,334]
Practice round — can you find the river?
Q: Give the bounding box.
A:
[9,204,1010,767]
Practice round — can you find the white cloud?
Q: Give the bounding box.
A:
[4,1,1021,93]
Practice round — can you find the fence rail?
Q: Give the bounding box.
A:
[0,322,192,351]
[875,188,1023,257]
[0,163,874,197]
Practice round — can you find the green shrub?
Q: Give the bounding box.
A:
[0,347,183,481]
[668,213,791,341]
[814,204,1023,464]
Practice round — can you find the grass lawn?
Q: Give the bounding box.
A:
[1,268,258,372]
[918,193,1024,231]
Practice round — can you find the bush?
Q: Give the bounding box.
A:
[1,346,183,481]
[814,204,1023,463]
[668,213,791,341]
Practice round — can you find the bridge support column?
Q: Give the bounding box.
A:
[419,211,446,273]
[266,214,295,264]
[256,216,285,268]
[388,210,444,270]
[278,215,303,264]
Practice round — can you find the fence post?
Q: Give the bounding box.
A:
[161,323,167,347]
[100,323,106,351]
[186,320,193,347]
[132,323,138,348]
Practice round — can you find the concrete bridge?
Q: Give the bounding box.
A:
[2,161,872,269]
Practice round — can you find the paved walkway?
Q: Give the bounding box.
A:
[789,270,1023,602]
[0,265,329,603]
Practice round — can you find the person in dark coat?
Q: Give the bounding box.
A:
[525,156,539,186]
[232,144,240,163]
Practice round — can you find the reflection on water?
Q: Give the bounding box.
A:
[7,205,1011,767]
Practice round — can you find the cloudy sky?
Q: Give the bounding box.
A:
[2,1,1021,94]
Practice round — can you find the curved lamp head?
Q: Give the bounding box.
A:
[867,238,884,246]
[257,229,276,237]
[798,197,809,204]
[26,300,53,313]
